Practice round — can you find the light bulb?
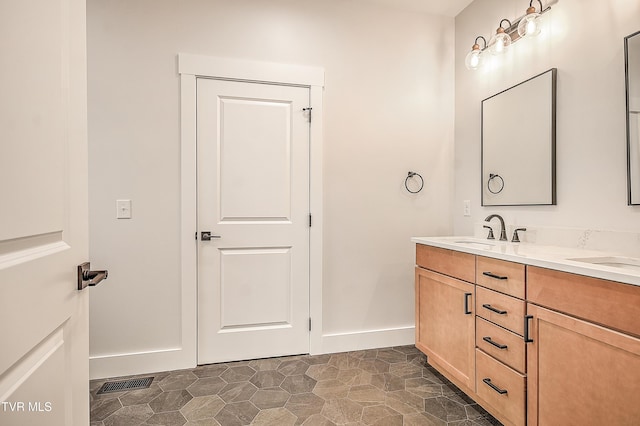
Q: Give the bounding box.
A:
[465,43,483,70]
[488,28,512,55]
[517,6,541,38]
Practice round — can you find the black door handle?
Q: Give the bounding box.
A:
[524,315,534,343]
[464,292,473,315]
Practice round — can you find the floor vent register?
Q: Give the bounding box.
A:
[96,377,154,394]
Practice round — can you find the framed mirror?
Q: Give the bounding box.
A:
[626,30,640,205]
[481,68,557,206]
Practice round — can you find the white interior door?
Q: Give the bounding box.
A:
[0,0,89,425]
[197,78,310,364]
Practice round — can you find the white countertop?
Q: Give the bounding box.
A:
[412,236,640,287]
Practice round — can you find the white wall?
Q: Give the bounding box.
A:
[454,0,640,236]
[87,0,454,377]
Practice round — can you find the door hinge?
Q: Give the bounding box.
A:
[309,214,312,227]
[303,107,312,123]
[308,318,312,331]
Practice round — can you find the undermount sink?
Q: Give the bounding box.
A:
[453,240,496,250]
[568,256,640,272]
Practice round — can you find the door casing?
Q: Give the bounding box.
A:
[178,54,325,362]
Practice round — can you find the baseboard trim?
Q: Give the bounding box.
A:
[90,326,415,379]
[318,326,415,355]
[89,347,195,380]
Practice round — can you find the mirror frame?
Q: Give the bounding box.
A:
[481,68,557,206]
[626,30,640,205]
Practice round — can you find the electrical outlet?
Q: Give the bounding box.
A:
[463,200,471,217]
[116,199,132,219]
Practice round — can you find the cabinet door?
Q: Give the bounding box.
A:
[416,267,475,390]
[527,304,640,426]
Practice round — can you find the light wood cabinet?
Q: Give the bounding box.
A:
[415,267,475,391]
[475,256,527,426]
[476,317,525,373]
[476,349,526,426]
[527,266,640,336]
[415,244,640,425]
[476,286,525,335]
[526,271,640,426]
[476,256,526,299]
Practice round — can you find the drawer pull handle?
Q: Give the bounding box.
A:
[483,336,508,350]
[482,271,508,280]
[464,292,473,315]
[524,315,534,343]
[482,304,507,315]
[483,378,508,395]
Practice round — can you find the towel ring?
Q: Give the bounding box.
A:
[488,173,504,194]
[405,171,424,194]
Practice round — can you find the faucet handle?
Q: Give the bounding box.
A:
[483,225,495,240]
[512,228,527,243]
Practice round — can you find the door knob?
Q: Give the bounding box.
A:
[201,231,221,241]
[77,262,108,290]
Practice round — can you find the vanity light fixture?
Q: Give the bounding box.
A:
[465,36,487,70]
[517,0,544,38]
[489,19,513,55]
[465,0,553,70]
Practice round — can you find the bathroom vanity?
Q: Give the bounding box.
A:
[413,237,640,426]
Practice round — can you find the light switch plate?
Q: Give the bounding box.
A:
[116,199,132,219]
[463,200,471,217]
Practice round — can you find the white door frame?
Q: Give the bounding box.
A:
[178,54,324,363]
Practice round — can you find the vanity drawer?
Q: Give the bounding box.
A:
[476,349,526,426]
[476,286,525,335]
[476,256,525,299]
[527,266,640,338]
[416,244,475,283]
[476,317,525,374]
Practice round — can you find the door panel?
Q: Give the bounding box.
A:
[197,78,310,364]
[415,267,475,391]
[527,304,640,426]
[219,97,293,221]
[0,0,89,425]
[220,247,292,329]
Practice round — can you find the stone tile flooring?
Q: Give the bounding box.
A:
[90,346,501,426]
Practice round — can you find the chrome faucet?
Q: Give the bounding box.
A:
[484,214,508,241]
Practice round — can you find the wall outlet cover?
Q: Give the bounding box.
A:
[463,200,471,217]
[116,199,132,219]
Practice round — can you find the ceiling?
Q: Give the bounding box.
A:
[363,0,475,17]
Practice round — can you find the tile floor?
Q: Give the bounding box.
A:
[90,346,501,426]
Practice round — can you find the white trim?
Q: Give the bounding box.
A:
[308,85,324,355]
[89,74,200,381]
[179,54,325,364]
[178,53,324,87]
[89,348,186,380]
[179,74,198,369]
[320,327,416,355]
